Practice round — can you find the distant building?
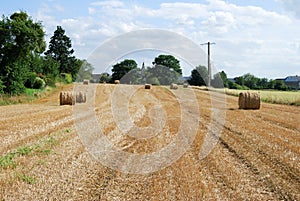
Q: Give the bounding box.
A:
[283,75,300,89]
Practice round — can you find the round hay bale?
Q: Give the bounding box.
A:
[83,80,89,85]
[238,92,260,109]
[60,91,75,105]
[183,83,189,88]
[145,84,151,89]
[170,83,178,90]
[114,80,120,84]
[76,92,87,103]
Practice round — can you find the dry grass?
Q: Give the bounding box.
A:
[0,83,299,200]
[225,88,300,106]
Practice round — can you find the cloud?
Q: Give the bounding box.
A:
[33,0,299,78]
[277,0,300,18]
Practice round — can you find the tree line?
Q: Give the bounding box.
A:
[0,11,91,95]
[0,11,290,95]
[100,56,290,91]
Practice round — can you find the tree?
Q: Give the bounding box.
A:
[99,73,111,83]
[0,79,5,94]
[212,71,227,88]
[146,65,179,85]
[188,65,208,86]
[45,26,78,80]
[274,80,288,90]
[152,55,182,75]
[0,11,45,94]
[111,59,138,82]
[257,78,269,89]
[76,60,94,82]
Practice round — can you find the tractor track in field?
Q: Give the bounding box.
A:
[0,83,299,200]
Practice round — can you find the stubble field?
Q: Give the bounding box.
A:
[0,83,299,200]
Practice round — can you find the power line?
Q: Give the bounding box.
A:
[201,42,216,87]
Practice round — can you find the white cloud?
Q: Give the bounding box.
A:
[277,0,300,18]
[90,0,124,8]
[33,0,300,78]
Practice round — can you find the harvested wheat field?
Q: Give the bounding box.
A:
[0,83,299,200]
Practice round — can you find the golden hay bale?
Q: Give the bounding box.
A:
[76,92,87,103]
[170,83,178,90]
[183,83,189,88]
[238,92,260,109]
[114,80,120,84]
[83,80,89,85]
[59,91,75,105]
[145,84,152,89]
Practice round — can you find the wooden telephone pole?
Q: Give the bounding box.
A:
[201,42,215,87]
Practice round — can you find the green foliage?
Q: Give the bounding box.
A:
[0,153,16,169]
[145,65,179,85]
[0,78,5,94]
[45,26,79,80]
[60,73,73,84]
[211,71,227,88]
[24,72,38,88]
[188,65,208,86]
[121,68,142,84]
[0,11,46,95]
[111,59,138,82]
[147,77,160,85]
[76,59,94,82]
[152,55,182,75]
[33,77,45,89]
[99,73,112,83]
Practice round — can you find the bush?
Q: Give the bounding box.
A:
[147,77,160,85]
[24,72,38,88]
[43,75,56,87]
[60,73,73,84]
[0,79,5,94]
[33,77,45,89]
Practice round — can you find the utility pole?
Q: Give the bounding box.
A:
[201,42,215,87]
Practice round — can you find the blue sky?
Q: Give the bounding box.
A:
[1,0,300,78]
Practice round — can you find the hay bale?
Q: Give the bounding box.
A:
[170,83,178,90]
[60,91,75,105]
[238,92,260,109]
[114,80,120,84]
[76,92,87,103]
[83,80,89,85]
[145,84,151,89]
[183,83,189,88]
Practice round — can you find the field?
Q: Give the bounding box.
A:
[224,88,300,106]
[0,83,299,200]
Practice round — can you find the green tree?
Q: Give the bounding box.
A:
[146,65,179,85]
[235,76,244,86]
[99,73,111,83]
[212,71,227,88]
[111,59,138,82]
[76,60,94,82]
[0,79,5,94]
[243,73,259,89]
[274,80,288,90]
[45,26,78,80]
[188,65,208,86]
[0,11,45,94]
[257,78,269,89]
[152,55,182,75]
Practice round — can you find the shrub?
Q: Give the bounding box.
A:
[0,79,5,94]
[43,75,56,87]
[33,77,46,89]
[60,73,73,84]
[24,72,38,88]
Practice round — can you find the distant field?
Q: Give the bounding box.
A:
[221,89,300,106]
